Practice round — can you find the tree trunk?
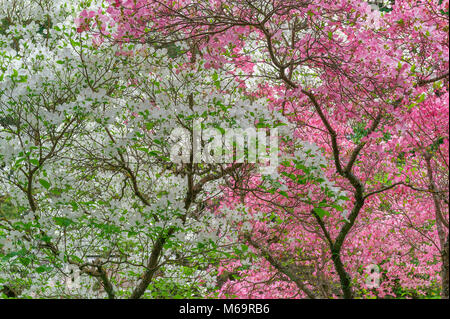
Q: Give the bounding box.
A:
[424,155,449,299]
[442,237,449,299]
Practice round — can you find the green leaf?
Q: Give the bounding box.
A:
[417,93,426,103]
[212,72,220,89]
[331,204,344,212]
[49,188,62,195]
[69,255,83,263]
[314,207,330,218]
[328,31,333,40]
[396,19,405,27]
[19,257,31,266]
[212,72,218,82]
[278,190,289,198]
[54,217,74,227]
[36,265,51,273]
[38,179,51,189]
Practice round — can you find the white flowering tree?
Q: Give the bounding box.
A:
[0,0,291,298]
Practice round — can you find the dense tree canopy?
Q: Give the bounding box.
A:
[0,0,448,299]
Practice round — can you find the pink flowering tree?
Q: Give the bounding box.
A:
[0,0,448,299]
